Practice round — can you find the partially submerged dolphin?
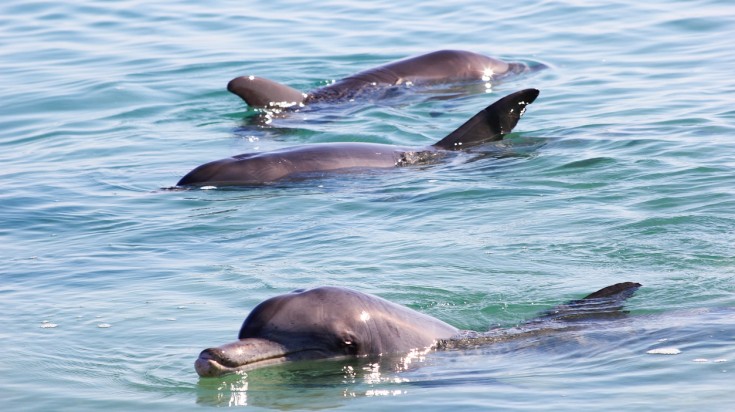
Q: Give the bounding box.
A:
[177,88,539,187]
[195,282,641,377]
[227,50,535,108]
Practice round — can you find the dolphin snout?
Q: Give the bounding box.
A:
[195,338,291,377]
[198,347,237,367]
[195,347,245,377]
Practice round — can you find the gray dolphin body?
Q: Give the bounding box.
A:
[227,50,533,108]
[177,88,539,187]
[195,282,641,377]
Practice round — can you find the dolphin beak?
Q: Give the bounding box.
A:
[195,338,290,377]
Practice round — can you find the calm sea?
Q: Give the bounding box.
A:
[2,0,734,410]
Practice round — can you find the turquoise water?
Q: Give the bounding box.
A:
[2,0,735,410]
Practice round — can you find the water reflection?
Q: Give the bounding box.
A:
[195,350,432,408]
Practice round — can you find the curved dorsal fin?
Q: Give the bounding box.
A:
[227,76,306,108]
[532,282,642,323]
[433,88,539,150]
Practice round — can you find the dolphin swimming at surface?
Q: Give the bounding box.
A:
[227,50,539,109]
[194,282,641,377]
[176,88,540,187]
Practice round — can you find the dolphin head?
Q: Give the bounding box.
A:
[177,153,280,187]
[195,287,458,377]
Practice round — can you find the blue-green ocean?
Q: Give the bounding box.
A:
[2,0,734,410]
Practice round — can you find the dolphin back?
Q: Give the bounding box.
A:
[432,88,539,150]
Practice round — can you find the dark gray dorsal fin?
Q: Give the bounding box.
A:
[579,282,642,301]
[432,88,539,150]
[227,76,306,108]
[531,282,642,323]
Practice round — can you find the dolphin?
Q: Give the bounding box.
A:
[227,50,536,108]
[195,282,641,377]
[176,88,539,187]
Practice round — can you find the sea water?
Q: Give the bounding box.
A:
[2,0,734,410]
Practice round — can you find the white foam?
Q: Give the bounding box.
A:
[647,347,681,355]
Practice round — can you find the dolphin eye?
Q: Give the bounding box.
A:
[341,337,359,355]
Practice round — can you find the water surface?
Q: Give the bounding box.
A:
[2,0,734,410]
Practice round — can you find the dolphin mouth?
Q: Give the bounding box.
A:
[195,350,288,377]
[195,338,319,377]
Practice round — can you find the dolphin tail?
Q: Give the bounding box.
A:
[432,88,539,150]
[531,282,642,323]
[227,76,306,108]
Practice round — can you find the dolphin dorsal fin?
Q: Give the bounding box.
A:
[531,282,642,323]
[433,88,539,150]
[578,282,642,301]
[227,76,306,108]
